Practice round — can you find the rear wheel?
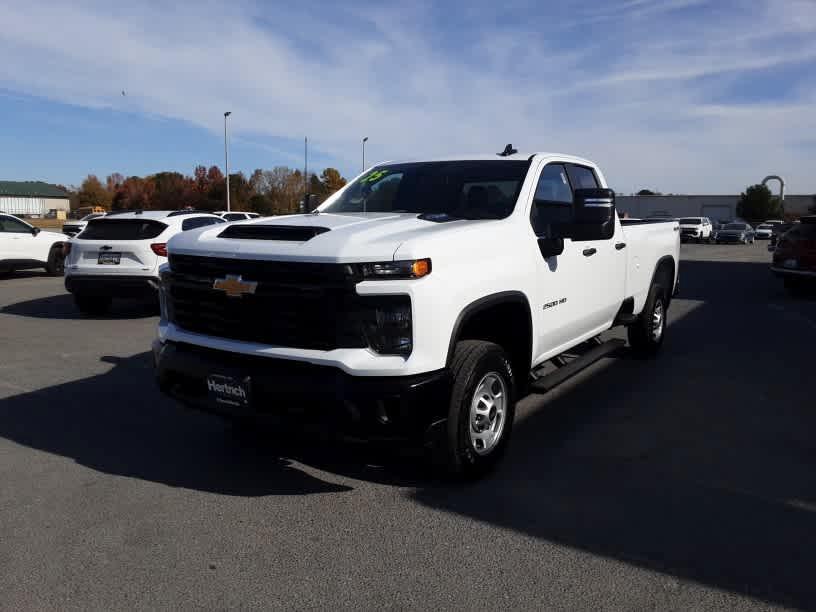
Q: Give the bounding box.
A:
[628,282,667,358]
[434,340,516,479]
[45,246,65,276]
[74,294,112,315]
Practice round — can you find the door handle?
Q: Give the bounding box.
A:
[582,248,597,257]
[615,242,626,250]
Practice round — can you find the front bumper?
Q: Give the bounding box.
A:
[771,266,816,278]
[65,274,159,298]
[153,340,450,441]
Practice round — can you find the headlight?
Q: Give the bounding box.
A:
[360,296,413,355]
[357,259,431,280]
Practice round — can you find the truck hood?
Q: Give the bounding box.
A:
[167,212,470,263]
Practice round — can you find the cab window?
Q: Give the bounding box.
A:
[565,164,599,190]
[182,216,224,231]
[530,164,573,237]
[0,215,32,233]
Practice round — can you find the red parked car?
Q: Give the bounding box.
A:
[771,216,816,295]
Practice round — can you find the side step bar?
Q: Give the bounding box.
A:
[529,338,625,394]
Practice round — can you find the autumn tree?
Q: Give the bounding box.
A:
[150,172,195,209]
[78,175,112,210]
[112,176,155,210]
[227,172,254,211]
[106,173,125,192]
[320,167,346,193]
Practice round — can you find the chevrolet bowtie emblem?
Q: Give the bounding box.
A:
[212,275,258,297]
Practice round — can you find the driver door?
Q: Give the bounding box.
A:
[528,163,593,358]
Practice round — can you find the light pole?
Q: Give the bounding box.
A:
[224,111,232,212]
[362,136,368,171]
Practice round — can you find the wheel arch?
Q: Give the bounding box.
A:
[446,291,533,381]
[650,255,676,303]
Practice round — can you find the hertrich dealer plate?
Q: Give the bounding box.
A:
[206,374,252,408]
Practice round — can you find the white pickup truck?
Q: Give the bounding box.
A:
[153,149,679,478]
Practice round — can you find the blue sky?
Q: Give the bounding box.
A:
[1,0,815,194]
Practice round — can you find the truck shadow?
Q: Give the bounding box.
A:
[407,258,816,608]
[0,352,351,496]
[2,293,158,320]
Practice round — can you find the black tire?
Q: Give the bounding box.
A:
[628,282,667,358]
[435,340,516,479]
[45,246,65,276]
[74,294,112,315]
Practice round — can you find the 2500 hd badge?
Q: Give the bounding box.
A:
[542,297,567,310]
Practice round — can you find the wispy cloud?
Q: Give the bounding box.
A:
[0,0,815,193]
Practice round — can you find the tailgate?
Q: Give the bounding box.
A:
[69,219,167,274]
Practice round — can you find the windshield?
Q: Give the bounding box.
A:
[80,213,104,222]
[680,218,702,224]
[757,224,772,230]
[320,161,531,219]
[725,223,746,230]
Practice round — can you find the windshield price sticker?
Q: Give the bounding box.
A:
[360,169,390,184]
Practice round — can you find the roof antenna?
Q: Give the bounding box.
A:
[497,144,517,157]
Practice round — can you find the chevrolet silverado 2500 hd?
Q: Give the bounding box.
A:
[153,150,680,477]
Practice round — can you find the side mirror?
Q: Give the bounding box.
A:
[572,188,616,241]
[31,226,41,236]
[538,237,564,258]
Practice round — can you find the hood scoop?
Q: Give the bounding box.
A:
[218,225,331,241]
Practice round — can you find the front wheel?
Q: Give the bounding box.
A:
[628,282,667,358]
[45,246,65,276]
[434,340,516,479]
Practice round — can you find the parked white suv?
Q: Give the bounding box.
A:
[64,210,225,314]
[215,211,262,222]
[679,217,712,242]
[154,150,680,478]
[0,213,67,276]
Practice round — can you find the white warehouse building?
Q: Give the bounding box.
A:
[0,181,71,217]
[616,194,814,222]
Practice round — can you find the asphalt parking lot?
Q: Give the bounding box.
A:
[1,242,815,611]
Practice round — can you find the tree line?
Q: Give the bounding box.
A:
[61,165,348,216]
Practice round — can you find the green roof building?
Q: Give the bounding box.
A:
[0,181,70,216]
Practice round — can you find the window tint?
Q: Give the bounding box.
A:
[78,219,167,240]
[0,216,32,233]
[531,164,572,235]
[182,216,223,231]
[565,164,599,190]
[222,213,247,221]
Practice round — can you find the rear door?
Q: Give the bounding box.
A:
[70,218,168,275]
